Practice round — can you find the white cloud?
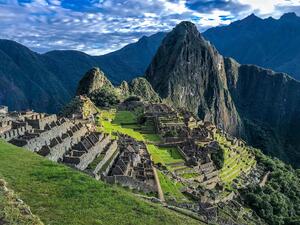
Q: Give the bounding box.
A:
[0,0,298,55]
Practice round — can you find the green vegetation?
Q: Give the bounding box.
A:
[0,140,199,225]
[242,149,300,225]
[210,146,224,170]
[0,179,43,225]
[89,88,120,107]
[180,173,200,179]
[113,110,139,124]
[147,145,184,166]
[156,171,187,202]
[215,133,256,184]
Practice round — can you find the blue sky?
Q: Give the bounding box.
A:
[0,0,300,55]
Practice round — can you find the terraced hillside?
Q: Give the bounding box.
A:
[215,132,256,185]
[97,109,189,202]
[0,140,200,225]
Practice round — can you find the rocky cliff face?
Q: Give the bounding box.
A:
[128,78,161,103]
[225,58,300,166]
[145,21,243,136]
[145,21,300,167]
[76,67,114,96]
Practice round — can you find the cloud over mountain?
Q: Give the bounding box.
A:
[0,0,299,55]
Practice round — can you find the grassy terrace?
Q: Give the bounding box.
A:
[215,133,256,185]
[156,171,187,202]
[0,140,200,225]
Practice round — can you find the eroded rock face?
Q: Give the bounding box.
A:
[225,57,300,166]
[129,78,161,103]
[145,21,300,167]
[76,67,113,96]
[145,21,243,136]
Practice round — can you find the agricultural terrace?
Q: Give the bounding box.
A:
[215,132,256,185]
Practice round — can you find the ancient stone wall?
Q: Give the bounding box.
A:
[76,135,111,170]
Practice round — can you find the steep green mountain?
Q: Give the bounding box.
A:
[203,12,300,81]
[76,67,114,96]
[0,32,166,113]
[145,21,300,168]
[145,21,243,136]
[75,67,160,107]
[0,40,70,113]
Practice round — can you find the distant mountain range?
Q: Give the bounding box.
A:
[1,12,300,113]
[0,32,165,112]
[203,12,300,80]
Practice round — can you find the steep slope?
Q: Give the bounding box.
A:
[95,32,166,82]
[225,58,300,167]
[0,40,70,113]
[203,12,300,81]
[145,21,243,136]
[0,140,200,225]
[0,33,165,113]
[145,21,300,168]
[76,67,114,96]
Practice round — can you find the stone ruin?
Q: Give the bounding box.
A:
[102,134,158,193]
[0,106,158,194]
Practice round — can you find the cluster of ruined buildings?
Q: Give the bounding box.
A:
[143,103,250,204]
[144,104,220,186]
[1,102,257,220]
[0,105,158,194]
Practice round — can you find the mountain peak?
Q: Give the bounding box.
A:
[76,67,113,96]
[172,21,199,36]
[280,12,298,20]
[243,13,262,22]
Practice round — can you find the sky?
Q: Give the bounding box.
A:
[0,0,300,55]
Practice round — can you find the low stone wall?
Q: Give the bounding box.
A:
[76,135,111,170]
[46,125,88,162]
[103,175,157,193]
[93,140,118,175]
[101,147,120,177]
[176,146,189,161]
[24,121,74,152]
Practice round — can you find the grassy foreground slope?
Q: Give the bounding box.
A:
[0,140,200,225]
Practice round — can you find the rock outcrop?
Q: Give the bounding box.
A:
[128,78,161,103]
[76,67,114,96]
[145,21,300,167]
[75,68,160,105]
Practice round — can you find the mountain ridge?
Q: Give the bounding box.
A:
[203,12,300,80]
[0,32,165,112]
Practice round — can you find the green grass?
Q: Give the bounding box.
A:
[147,145,184,166]
[113,111,138,124]
[0,179,43,225]
[156,170,187,202]
[180,173,200,179]
[0,140,200,225]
